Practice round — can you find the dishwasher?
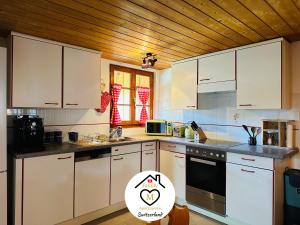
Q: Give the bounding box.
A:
[74,148,111,217]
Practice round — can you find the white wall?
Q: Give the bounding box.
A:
[158,41,300,169]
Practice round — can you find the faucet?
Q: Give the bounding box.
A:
[109,126,122,139]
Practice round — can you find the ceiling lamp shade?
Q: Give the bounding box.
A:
[141,53,157,69]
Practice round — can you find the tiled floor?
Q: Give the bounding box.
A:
[85,209,222,225]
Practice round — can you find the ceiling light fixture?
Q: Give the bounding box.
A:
[141,53,157,69]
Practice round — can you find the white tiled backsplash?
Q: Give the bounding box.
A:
[7,108,110,142]
[159,92,299,144]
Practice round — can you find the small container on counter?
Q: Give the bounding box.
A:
[68,132,79,142]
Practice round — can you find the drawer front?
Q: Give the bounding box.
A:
[159,141,186,154]
[112,143,141,156]
[142,141,157,151]
[227,152,273,170]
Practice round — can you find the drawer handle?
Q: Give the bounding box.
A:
[57,156,72,160]
[239,104,252,107]
[145,152,154,155]
[145,144,154,147]
[66,103,79,106]
[114,149,119,151]
[175,155,184,159]
[45,102,59,105]
[113,157,123,161]
[186,106,196,108]
[241,168,255,173]
[167,145,176,148]
[241,157,255,161]
[200,78,210,81]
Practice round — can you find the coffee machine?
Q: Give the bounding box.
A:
[13,115,44,149]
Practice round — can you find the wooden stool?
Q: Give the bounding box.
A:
[145,221,160,225]
[168,205,189,225]
[143,205,189,225]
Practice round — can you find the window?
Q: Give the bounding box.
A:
[110,64,154,127]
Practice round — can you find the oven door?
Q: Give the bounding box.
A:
[186,154,226,215]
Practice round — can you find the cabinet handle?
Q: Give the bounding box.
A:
[57,156,72,160]
[114,149,119,152]
[186,106,196,108]
[66,103,79,106]
[45,102,59,105]
[239,104,252,107]
[200,78,211,81]
[113,157,123,161]
[241,157,255,161]
[167,145,176,148]
[145,144,154,147]
[241,168,255,173]
[145,152,154,155]
[175,155,184,159]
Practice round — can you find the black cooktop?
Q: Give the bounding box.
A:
[189,139,241,147]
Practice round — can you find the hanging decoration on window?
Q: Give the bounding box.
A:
[141,53,157,69]
[95,79,112,113]
[137,86,150,124]
[95,91,111,113]
[111,84,122,125]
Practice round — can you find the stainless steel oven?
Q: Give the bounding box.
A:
[186,146,226,215]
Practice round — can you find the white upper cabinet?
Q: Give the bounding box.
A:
[171,60,197,110]
[198,51,235,83]
[237,41,290,109]
[11,36,62,108]
[63,47,101,109]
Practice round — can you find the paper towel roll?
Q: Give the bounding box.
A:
[287,124,294,148]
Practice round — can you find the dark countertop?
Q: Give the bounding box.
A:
[226,144,298,160]
[10,136,299,160]
[10,139,148,159]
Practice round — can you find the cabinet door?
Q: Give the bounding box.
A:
[63,47,101,109]
[160,150,186,201]
[111,152,141,204]
[23,153,74,225]
[75,157,110,217]
[171,60,197,109]
[237,42,282,109]
[142,150,157,171]
[12,36,62,108]
[198,51,235,83]
[226,163,273,225]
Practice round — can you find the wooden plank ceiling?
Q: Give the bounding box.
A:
[1,0,300,69]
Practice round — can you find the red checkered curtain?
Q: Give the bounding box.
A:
[137,86,150,124]
[111,84,122,125]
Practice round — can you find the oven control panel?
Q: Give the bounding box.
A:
[186,147,226,161]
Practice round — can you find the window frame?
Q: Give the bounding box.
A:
[110,64,154,127]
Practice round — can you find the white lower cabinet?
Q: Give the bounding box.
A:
[160,149,186,201]
[23,153,74,225]
[142,150,157,171]
[74,157,110,217]
[110,152,141,204]
[226,163,273,225]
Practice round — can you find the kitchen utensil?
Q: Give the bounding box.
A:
[190,121,207,141]
[251,127,256,137]
[254,128,262,137]
[242,125,252,137]
[248,137,257,145]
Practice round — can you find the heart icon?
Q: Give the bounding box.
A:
[140,189,160,206]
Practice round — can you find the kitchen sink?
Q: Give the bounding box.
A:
[108,137,136,143]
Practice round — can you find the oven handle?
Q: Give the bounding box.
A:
[190,157,216,166]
